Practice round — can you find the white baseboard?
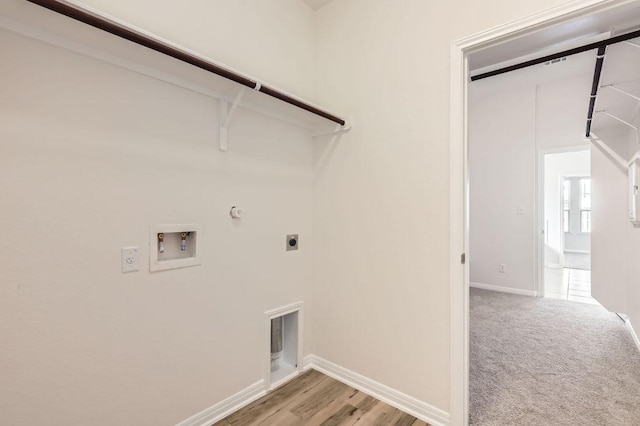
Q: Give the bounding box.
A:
[470,282,537,297]
[178,356,451,426]
[304,355,450,426]
[175,380,266,426]
[626,319,640,353]
[268,369,299,391]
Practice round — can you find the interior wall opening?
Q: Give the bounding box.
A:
[463,2,640,424]
[542,148,598,304]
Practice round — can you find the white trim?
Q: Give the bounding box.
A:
[534,124,542,298]
[178,355,452,426]
[537,143,545,297]
[264,301,304,318]
[626,319,640,353]
[470,282,537,297]
[303,354,315,370]
[304,355,450,426]
[564,249,591,254]
[559,173,590,180]
[450,1,639,424]
[449,27,469,426]
[175,380,266,426]
[560,175,567,266]
[541,145,591,155]
[268,369,299,391]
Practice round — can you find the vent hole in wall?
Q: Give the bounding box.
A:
[545,57,567,66]
[267,307,300,389]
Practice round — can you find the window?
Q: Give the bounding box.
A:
[581,211,591,233]
[580,178,591,233]
[581,179,591,210]
[563,180,570,233]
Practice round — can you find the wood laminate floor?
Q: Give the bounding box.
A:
[214,369,430,426]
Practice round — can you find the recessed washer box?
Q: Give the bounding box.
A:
[149,224,202,272]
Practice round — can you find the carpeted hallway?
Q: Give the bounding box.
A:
[470,288,640,425]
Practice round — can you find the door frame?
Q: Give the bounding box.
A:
[537,145,590,297]
[449,1,637,424]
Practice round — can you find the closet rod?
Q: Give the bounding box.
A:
[471,28,640,82]
[585,46,606,137]
[26,0,346,126]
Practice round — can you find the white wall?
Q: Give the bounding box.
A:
[74,0,316,99]
[0,3,316,423]
[312,0,575,414]
[2,0,607,424]
[591,124,640,336]
[544,151,590,266]
[468,59,592,293]
[590,135,628,314]
[469,85,537,291]
[536,77,594,150]
[626,129,640,340]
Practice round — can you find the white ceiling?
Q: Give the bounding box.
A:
[469,2,640,71]
[469,49,594,104]
[301,0,335,11]
[469,5,640,150]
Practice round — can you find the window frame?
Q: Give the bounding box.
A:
[579,178,591,233]
[563,180,571,234]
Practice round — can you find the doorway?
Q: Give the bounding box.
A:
[541,148,597,304]
[450,1,640,424]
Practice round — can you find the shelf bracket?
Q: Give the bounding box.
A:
[595,110,640,145]
[219,88,246,151]
[595,110,638,130]
[602,84,640,102]
[312,117,353,138]
[624,40,640,49]
[589,132,629,172]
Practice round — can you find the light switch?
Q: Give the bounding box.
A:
[517,205,525,215]
[122,247,140,273]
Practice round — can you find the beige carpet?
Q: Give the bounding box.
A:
[470,288,640,425]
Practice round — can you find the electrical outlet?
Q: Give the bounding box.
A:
[517,205,525,215]
[286,234,298,251]
[499,264,506,273]
[122,247,140,273]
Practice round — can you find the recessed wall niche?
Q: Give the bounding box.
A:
[264,302,303,390]
[149,224,202,272]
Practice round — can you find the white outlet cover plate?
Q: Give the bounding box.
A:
[122,246,140,272]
